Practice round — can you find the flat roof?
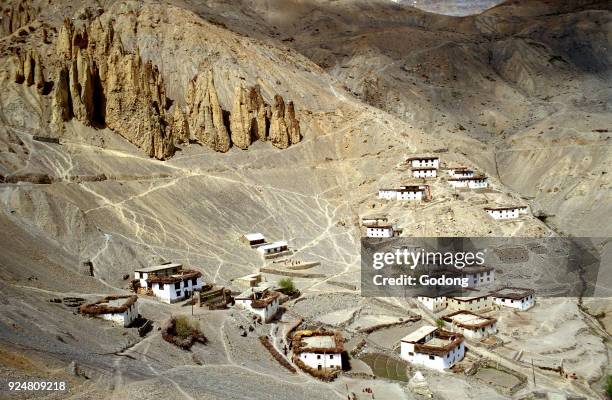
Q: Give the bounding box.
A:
[258,241,288,250]
[401,325,437,343]
[244,233,265,241]
[135,263,182,273]
[362,215,388,220]
[448,176,487,181]
[407,156,439,161]
[365,224,393,229]
[491,287,534,300]
[484,206,525,211]
[443,311,495,328]
[302,335,336,349]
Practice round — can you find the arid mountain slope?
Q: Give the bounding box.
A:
[0,1,610,399]
[190,0,611,235]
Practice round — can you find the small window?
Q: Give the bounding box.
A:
[176,291,181,297]
[317,354,321,360]
[175,282,181,290]
[192,278,197,286]
[159,283,164,290]
[429,355,435,360]
[329,355,334,359]
[408,352,414,356]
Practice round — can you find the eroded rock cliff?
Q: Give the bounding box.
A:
[51,18,175,160]
[11,14,303,159]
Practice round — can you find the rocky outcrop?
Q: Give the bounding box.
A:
[229,84,252,149]
[13,16,302,159]
[1,0,38,36]
[170,105,190,145]
[48,18,175,160]
[186,71,230,152]
[14,49,46,92]
[249,86,268,142]
[287,101,301,145]
[269,95,290,149]
[51,66,71,126]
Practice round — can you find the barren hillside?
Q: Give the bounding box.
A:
[0,0,610,399]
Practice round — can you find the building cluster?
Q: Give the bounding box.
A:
[242,233,290,258]
[406,286,535,370]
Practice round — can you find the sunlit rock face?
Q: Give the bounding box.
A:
[392,0,504,16]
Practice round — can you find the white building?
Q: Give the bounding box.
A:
[242,232,266,246]
[79,295,138,327]
[412,168,438,178]
[235,287,280,322]
[491,287,535,311]
[485,207,520,220]
[441,311,497,340]
[365,224,401,238]
[134,263,203,303]
[400,326,465,371]
[398,187,425,200]
[378,188,398,200]
[292,330,343,371]
[447,295,493,313]
[448,176,488,189]
[256,241,288,256]
[379,186,428,201]
[416,295,447,312]
[459,266,495,287]
[407,156,440,169]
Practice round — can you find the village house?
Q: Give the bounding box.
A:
[400,326,465,371]
[447,167,475,178]
[448,176,489,189]
[241,232,266,247]
[459,266,495,287]
[362,215,388,225]
[491,287,535,311]
[412,167,438,178]
[256,241,289,257]
[378,188,399,200]
[378,186,430,201]
[484,206,528,220]
[235,287,280,322]
[407,156,440,169]
[235,272,264,288]
[134,263,203,303]
[446,295,493,313]
[416,295,447,312]
[364,223,402,238]
[441,310,497,340]
[292,330,344,372]
[79,295,138,327]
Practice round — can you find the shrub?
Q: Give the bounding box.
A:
[175,315,199,340]
[605,374,612,398]
[162,316,207,349]
[436,319,445,329]
[278,277,296,293]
